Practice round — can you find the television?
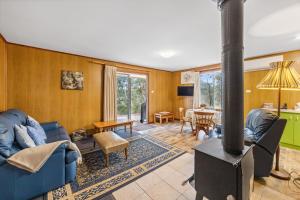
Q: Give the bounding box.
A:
[177,86,194,96]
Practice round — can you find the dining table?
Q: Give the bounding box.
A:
[185,108,222,126]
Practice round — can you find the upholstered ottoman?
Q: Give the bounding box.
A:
[93,131,129,167]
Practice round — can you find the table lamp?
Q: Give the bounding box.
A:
[257,60,300,180]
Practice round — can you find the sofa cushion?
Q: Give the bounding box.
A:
[6,109,27,125]
[27,116,47,141]
[245,109,278,140]
[1,112,21,139]
[1,112,22,127]
[46,127,70,143]
[0,109,28,157]
[27,126,46,145]
[14,125,36,148]
[0,116,15,157]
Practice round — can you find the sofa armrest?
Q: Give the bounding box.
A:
[256,119,287,155]
[0,154,6,166]
[65,150,78,164]
[54,143,68,153]
[0,143,68,200]
[40,121,60,132]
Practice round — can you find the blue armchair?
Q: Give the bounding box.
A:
[0,109,78,200]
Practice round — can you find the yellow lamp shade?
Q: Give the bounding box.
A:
[257,61,300,90]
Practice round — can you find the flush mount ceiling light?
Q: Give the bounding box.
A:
[296,35,300,40]
[249,4,300,37]
[158,50,177,58]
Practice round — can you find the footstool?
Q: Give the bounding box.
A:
[154,112,174,124]
[93,131,129,167]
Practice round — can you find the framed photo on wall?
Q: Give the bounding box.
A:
[181,71,195,84]
[61,70,84,90]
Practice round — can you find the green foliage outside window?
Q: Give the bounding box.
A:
[130,77,147,114]
[117,75,129,115]
[117,74,147,116]
[200,71,222,109]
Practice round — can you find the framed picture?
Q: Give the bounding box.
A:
[61,71,84,90]
[181,71,195,84]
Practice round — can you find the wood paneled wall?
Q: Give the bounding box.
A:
[148,70,173,121]
[172,50,300,119]
[4,39,300,131]
[6,43,173,132]
[7,44,102,132]
[0,35,7,111]
[172,72,193,118]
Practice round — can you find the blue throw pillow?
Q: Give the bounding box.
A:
[14,125,36,148]
[27,116,47,141]
[27,126,46,145]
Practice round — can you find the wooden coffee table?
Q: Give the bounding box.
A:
[93,120,134,135]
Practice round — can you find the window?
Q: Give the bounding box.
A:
[200,71,222,109]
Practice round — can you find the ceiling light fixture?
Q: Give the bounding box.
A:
[159,50,177,58]
[296,35,300,40]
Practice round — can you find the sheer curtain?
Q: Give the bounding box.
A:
[193,72,201,109]
[104,65,117,121]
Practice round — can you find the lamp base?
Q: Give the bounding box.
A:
[271,168,291,180]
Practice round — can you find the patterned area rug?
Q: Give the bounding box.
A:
[47,135,185,200]
[133,123,157,131]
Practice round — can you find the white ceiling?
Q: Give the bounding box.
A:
[0,0,300,71]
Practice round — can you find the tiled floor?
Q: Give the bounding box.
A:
[112,122,300,200]
[113,153,195,200]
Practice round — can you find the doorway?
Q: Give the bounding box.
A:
[116,72,148,123]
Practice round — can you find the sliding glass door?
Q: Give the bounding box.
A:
[117,73,147,122]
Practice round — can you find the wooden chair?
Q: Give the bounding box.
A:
[194,111,215,140]
[179,107,193,134]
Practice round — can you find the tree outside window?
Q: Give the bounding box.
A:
[117,74,147,117]
[200,71,222,109]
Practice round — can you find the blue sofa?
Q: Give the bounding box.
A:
[0,109,78,200]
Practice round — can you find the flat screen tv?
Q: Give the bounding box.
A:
[177,86,194,96]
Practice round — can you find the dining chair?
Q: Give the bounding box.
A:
[179,107,193,134]
[194,111,215,140]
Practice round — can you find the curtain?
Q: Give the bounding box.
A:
[104,65,117,121]
[193,72,201,109]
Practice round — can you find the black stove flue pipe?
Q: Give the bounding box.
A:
[214,0,245,155]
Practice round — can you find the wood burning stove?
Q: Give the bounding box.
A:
[194,0,254,199]
[194,139,254,200]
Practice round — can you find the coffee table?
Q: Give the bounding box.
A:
[93,120,134,135]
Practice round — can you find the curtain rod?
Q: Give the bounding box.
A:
[89,60,152,72]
